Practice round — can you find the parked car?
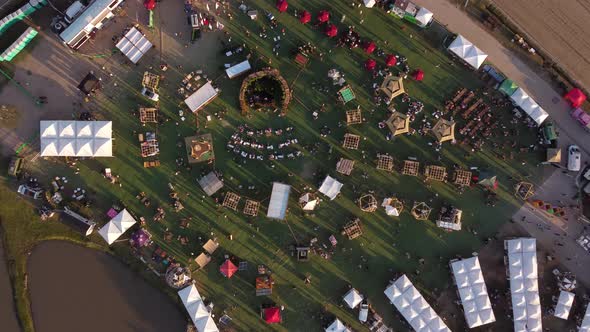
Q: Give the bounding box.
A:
[17,185,43,200]
[7,157,23,177]
[141,87,159,102]
[358,301,369,323]
[568,145,582,172]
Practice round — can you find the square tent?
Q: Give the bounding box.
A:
[115,27,153,64]
[553,291,574,320]
[498,79,519,96]
[185,82,219,113]
[319,175,343,200]
[267,182,290,220]
[343,288,363,309]
[198,172,224,196]
[414,7,433,27]
[325,318,350,332]
[98,209,137,244]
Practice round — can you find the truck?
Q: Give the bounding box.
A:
[8,157,23,177]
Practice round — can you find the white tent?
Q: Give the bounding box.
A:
[382,198,400,216]
[447,35,488,69]
[319,175,343,200]
[510,88,529,107]
[184,82,219,113]
[343,288,363,309]
[225,60,251,79]
[384,275,450,332]
[554,291,574,320]
[98,209,137,245]
[325,318,350,332]
[299,193,318,211]
[178,285,219,332]
[415,7,434,27]
[40,121,113,157]
[505,238,542,332]
[450,256,496,328]
[267,182,290,220]
[509,88,549,126]
[580,303,590,332]
[363,0,375,8]
[115,27,153,64]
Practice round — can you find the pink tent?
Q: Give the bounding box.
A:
[264,307,282,324]
[276,0,288,13]
[564,88,587,108]
[365,59,376,71]
[144,0,155,10]
[385,54,397,67]
[299,11,311,24]
[363,41,376,54]
[220,259,238,278]
[317,10,330,23]
[412,69,424,81]
[325,24,338,38]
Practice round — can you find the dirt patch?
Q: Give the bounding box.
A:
[0,105,20,129]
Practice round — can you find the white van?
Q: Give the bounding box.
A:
[358,301,369,323]
[568,145,581,172]
[64,1,85,24]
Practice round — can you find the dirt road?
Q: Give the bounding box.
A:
[492,0,590,93]
[413,0,590,159]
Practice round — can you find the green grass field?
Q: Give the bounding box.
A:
[1,0,549,331]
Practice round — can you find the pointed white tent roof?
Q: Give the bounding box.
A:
[177,285,219,332]
[98,209,137,245]
[554,291,574,320]
[384,275,450,332]
[299,193,318,211]
[325,318,350,332]
[463,45,487,69]
[343,288,363,309]
[448,35,487,69]
[451,256,495,328]
[319,175,343,200]
[415,7,433,27]
[448,35,471,58]
[178,284,201,306]
[505,238,542,332]
[40,121,113,157]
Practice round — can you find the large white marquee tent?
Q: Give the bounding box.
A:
[554,291,574,320]
[450,256,495,328]
[447,35,488,70]
[509,87,549,126]
[184,82,219,113]
[40,121,113,157]
[98,209,137,244]
[178,284,219,332]
[319,175,343,200]
[267,182,290,220]
[384,275,451,332]
[505,238,542,332]
[580,304,590,332]
[115,27,153,64]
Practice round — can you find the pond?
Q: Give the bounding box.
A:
[28,241,187,332]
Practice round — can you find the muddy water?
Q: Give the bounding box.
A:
[28,241,186,332]
[0,240,20,332]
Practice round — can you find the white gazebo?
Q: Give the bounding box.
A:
[98,209,137,244]
[319,175,343,200]
[325,318,350,332]
[554,291,574,320]
[40,121,113,157]
[343,288,363,309]
[447,35,487,69]
[184,82,219,113]
[267,182,291,220]
[115,27,153,64]
[415,7,434,27]
[178,284,219,332]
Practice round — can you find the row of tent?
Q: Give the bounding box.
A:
[0,0,45,35]
[0,27,38,62]
[498,79,550,126]
[447,35,488,70]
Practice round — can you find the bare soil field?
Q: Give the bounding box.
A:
[492,0,590,91]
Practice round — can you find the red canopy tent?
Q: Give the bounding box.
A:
[365,59,376,71]
[263,307,282,324]
[412,69,424,81]
[276,0,288,13]
[144,0,155,10]
[317,10,330,23]
[564,88,587,108]
[385,54,397,67]
[220,259,238,278]
[325,24,338,38]
[363,41,376,54]
[299,11,311,24]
